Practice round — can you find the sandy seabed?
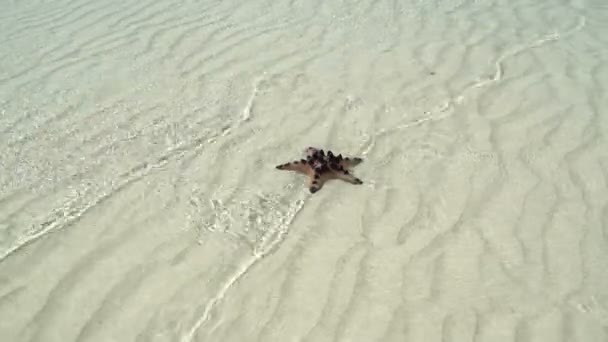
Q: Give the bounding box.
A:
[1,0,607,341]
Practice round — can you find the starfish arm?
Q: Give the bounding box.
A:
[308,170,334,193]
[335,169,363,184]
[339,156,363,169]
[275,159,312,176]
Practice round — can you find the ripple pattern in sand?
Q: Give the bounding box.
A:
[1,0,608,341]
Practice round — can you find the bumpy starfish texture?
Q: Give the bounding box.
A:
[275,147,364,193]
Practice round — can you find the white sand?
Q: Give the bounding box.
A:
[1,0,607,341]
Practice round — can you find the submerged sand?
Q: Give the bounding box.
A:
[1,0,607,341]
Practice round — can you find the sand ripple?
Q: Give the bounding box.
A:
[1,0,607,341]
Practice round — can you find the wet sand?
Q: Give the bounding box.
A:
[1,0,607,341]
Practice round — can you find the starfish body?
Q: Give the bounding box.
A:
[275,147,364,193]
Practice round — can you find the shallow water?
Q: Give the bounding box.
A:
[1,0,607,341]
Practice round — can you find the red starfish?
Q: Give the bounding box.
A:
[275,147,364,193]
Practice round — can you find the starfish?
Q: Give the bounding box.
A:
[275,147,364,193]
